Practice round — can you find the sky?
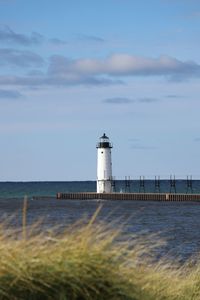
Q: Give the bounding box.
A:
[0,0,200,181]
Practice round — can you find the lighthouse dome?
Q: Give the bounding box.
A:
[96,133,112,148]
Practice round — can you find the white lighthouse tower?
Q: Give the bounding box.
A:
[96,133,113,193]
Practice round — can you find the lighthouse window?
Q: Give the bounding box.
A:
[101,151,103,154]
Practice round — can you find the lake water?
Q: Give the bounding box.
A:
[0,180,200,262]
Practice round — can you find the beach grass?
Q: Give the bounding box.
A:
[0,205,199,299]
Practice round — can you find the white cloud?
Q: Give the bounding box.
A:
[48,54,200,79]
[0,53,200,87]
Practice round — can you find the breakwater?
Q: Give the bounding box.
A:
[56,192,200,201]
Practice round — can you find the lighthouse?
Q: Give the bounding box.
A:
[96,133,113,193]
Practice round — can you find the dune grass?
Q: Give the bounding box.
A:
[0,205,199,299]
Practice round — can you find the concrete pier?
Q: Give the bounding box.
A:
[56,192,200,202]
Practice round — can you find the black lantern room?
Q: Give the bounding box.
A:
[96,133,113,148]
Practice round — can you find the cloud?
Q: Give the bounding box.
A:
[77,34,105,43]
[103,97,158,105]
[138,97,158,103]
[0,25,44,45]
[0,89,22,99]
[48,38,67,46]
[103,97,133,104]
[0,48,44,67]
[0,25,67,47]
[47,54,200,81]
[0,53,200,87]
[0,74,121,87]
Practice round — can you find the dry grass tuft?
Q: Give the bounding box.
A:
[0,204,199,299]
